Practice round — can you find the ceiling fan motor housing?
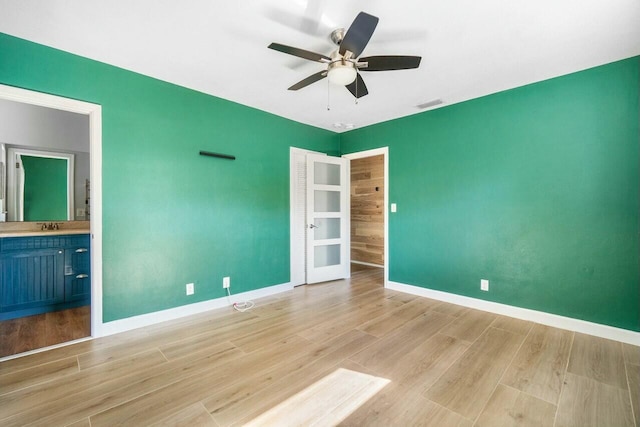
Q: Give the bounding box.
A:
[330,28,346,45]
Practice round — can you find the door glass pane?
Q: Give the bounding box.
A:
[314,190,340,212]
[314,162,340,185]
[314,244,340,267]
[313,218,340,240]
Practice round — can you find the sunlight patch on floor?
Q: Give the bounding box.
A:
[245,368,390,426]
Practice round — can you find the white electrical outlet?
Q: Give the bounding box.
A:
[186,283,194,295]
[480,279,489,291]
[223,277,230,289]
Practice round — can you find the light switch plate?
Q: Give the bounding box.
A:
[391,203,397,213]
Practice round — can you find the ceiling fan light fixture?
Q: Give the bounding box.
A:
[328,62,357,85]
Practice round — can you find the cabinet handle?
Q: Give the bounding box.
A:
[75,274,89,279]
[75,248,88,253]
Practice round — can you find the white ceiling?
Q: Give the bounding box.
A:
[1,0,639,132]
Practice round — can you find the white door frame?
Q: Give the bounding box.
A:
[0,84,104,338]
[343,147,389,287]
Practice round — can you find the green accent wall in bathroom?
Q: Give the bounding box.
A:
[0,33,339,322]
[341,57,639,331]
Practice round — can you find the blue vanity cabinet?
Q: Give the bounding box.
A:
[64,241,91,302]
[0,234,90,319]
[0,247,65,312]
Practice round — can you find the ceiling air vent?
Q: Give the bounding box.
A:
[416,99,443,109]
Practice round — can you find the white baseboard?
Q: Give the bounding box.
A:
[387,281,640,346]
[97,282,293,337]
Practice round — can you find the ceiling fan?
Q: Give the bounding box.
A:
[268,11,421,98]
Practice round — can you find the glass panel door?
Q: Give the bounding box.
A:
[306,153,349,284]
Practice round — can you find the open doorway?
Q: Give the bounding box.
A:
[343,148,389,287]
[0,85,103,359]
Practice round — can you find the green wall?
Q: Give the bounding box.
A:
[22,155,67,221]
[2,32,637,331]
[0,33,339,322]
[341,57,639,331]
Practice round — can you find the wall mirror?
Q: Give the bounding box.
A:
[0,98,90,222]
[4,147,75,221]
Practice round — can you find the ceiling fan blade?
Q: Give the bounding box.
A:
[339,12,379,58]
[359,55,422,71]
[268,43,331,62]
[288,71,328,91]
[345,74,369,98]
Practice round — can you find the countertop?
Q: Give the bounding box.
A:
[0,221,90,238]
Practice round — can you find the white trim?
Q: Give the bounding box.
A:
[289,147,326,287]
[387,281,640,346]
[0,84,104,338]
[100,282,293,337]
[343,147,389,287]
[351,260,384,268]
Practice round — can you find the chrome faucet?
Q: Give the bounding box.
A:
[38,222,61,231]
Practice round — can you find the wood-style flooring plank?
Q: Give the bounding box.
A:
[475,384,556,427]
[64,417,92,427]
[555,372,634,427]
[341,388,473,427]
[349,310,455,375]
[626,362,639,427]
[424,327,524,419]
[0,307,90,358]
[501,324,572,404]
[566,333,627,389]
[77,312,258,369]
[0,349,169,423]
[0,355,78,395]
[0,312,47,357]
[439,309,496,343]
[45,306,90,346]
[88,336,308,427]
[205,331,378,425]
[153,402,218,427]
[623,343,640,366]
[341,334,471,426]
[297,296,404,344]
[230,288,388,352]
[491,315,533,336]
[0,326,150,375]
[202,329,377,417]
[356,297,438,337]
[0,267,635,427]
[243,368,389,427]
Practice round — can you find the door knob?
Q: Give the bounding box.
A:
[309,224,319,229]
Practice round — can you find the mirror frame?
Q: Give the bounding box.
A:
[6,146,75,221]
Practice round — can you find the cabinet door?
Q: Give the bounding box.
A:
[0,248,65,312]
[64,246,90,302]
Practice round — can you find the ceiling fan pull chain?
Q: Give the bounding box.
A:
[327,78,331,111]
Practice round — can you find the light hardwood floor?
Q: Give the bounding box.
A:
[0,266,637,426]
